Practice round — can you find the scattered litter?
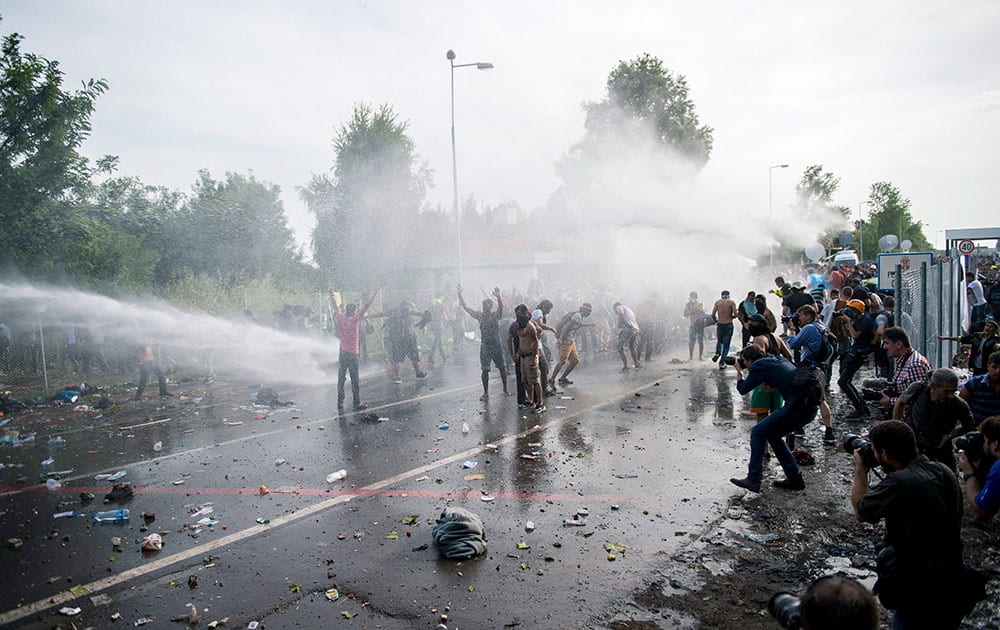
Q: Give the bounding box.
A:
[141,512,156,523]
[111,537,122,547]
[274,458,287,466]
[48,436,66,446]
[553,405,567,410]
[792,449,816,465]
[197,517,218,526]
[414,475,429,482]
[386,530,399,540]
[141,533,163,551]
[484,443,499,451]
[256,387,292,406]
[516,541,530,549]
[41,458,55,467]
[190,506,214,517]
[326,470,347,483]
[255,517,270,524]
[520,454,539,461]
[461,422,470,434]
[576,507,590,517]
[172,479,185,485]
[94,470,127,482]
[562,518,586,526]
[325,588,340,601]
[603,542,628,553]
[7,538,23,549]
[53,511,83,518]
[134,618,153,626]
[259,485,270,495]
[464,474,485,481]
[401,515,420,525]
[743,532,781,543]
[222,421,243,426]
[461,460,478,469]
[104,483,134,503]
[90,593,113,607]
[45,478,62,490]
[525,521,535,532]
[58,607,82,616]
[438,422,450,430]
[69,584,88,596]
[480,495,495,502]
[152,441,162,452]
[558,396,573,400]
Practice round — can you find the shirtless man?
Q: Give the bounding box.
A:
[457,285,509,400]
[712,290,739,369]
[514,304,545,414]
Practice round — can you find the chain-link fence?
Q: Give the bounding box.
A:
[895,256,965,369]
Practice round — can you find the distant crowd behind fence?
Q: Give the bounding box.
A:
[895,255,966,370]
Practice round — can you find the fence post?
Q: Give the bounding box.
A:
[37,314,49,396]
[936,261,944,368]
[919,262,929,358]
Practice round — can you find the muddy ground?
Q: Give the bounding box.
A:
[604,376,1000,630]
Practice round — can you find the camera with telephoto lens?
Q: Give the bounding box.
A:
[955,431,985,463]
[844,434,878,469]
[767,591,802,629]
[779,314,802,328]
[723,355,737,366]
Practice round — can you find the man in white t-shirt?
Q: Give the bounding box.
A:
[968,271,988,323]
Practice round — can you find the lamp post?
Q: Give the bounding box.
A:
[447,49,493,286]
[768,163,789,268]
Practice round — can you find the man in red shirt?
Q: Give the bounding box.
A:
[829,265,845,291]
[331,286,379,411]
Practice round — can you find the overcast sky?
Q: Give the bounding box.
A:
[3,1,998,254]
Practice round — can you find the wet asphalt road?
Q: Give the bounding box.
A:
[1,347,756,628]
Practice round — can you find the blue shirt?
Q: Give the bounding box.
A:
[975,459,1000,515]
[851,314,876,353]
[736,354,796,399]
[788,323,824,364]
[962,374,1000,423]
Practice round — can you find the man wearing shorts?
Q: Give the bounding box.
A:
[613,302,641,372]
[550,303,593,385]
[514,305,544,413]
[458,285,509,401]
[683,292,706,361]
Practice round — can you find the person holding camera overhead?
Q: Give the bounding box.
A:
[729,344,819,493]
[851,420,980,629]
[959,416,1000,521]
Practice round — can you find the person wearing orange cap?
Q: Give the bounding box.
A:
[837,298,876,419]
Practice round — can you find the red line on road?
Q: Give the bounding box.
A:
[5,484,646,503]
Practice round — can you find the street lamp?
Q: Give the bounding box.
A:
[447,49,493,286]
[768,163,789,268]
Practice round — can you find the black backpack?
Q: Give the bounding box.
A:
[812,323,840,366]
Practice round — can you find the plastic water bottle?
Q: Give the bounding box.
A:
[48,436,66,446]
[153,441,163,452]
[326,469,347,483]
[562,518,586,526]
[45,478,62,490]
[92,508,130,523]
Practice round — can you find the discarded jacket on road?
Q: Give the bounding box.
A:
[432,507,487,560]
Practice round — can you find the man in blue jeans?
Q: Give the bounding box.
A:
[730,345,818,493]
[711,290,738,370]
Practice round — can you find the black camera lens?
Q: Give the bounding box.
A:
[843,434,878,469]
[955,431,984,461]
[723,355,737,365]
[767,592,802,629]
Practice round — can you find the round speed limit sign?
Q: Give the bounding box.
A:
[957,239,975,255]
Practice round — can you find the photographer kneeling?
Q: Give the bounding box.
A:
[730,344,820,493]
[851,420,980,629]
[959,415,1000,521]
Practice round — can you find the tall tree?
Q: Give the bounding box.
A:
[173,170,304,285]
[0,26,116,276]
[860,181,931,259]
[553,54,713,230]
[302,103,432,290]
[793,164,851,251]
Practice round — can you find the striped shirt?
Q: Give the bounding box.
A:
[962,374,1000,423]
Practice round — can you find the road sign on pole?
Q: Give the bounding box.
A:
[957,239,975,255]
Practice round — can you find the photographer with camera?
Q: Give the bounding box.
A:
[837,299,877,420]
[878,327,930,412]
[959,416,1000,521]
[730,344,819,493]
[851,420,972,629]
[787,305,837,445]
[892,368,974,470]
[768,575,878,630]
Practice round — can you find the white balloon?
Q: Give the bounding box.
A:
[900,239,913,252]
[804,242,825,262]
